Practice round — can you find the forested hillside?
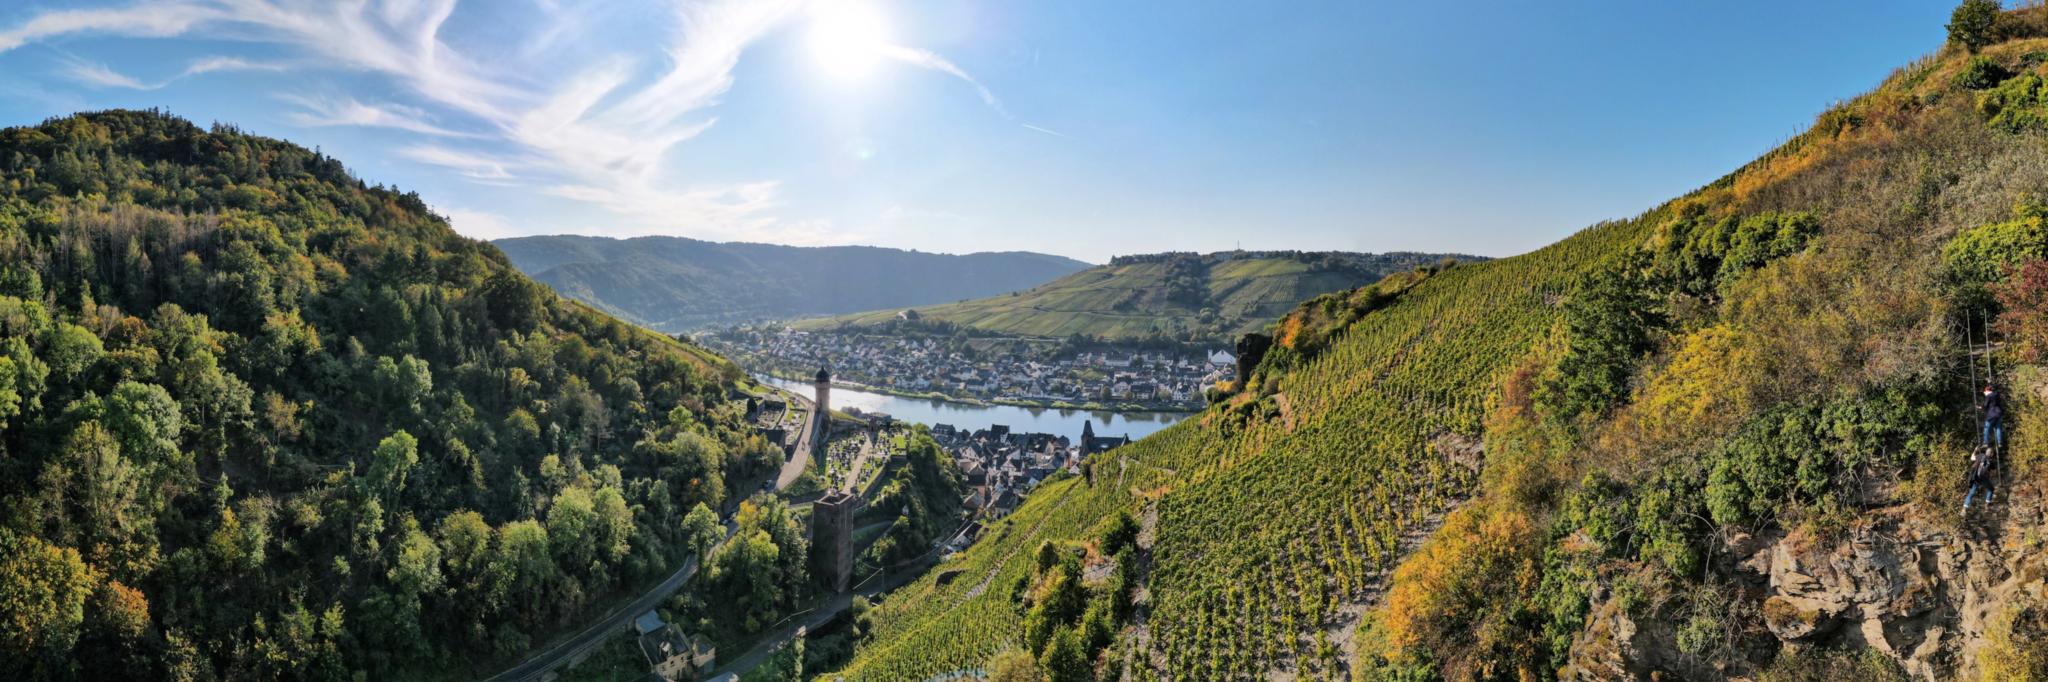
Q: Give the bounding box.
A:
[0,111,786,679]
[494,235,1090,332]
[798,250,1481,344]
[828,5,2048,680]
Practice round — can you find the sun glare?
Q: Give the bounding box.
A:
[810,1,890,82]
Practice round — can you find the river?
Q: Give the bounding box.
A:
[755,374,1187,443]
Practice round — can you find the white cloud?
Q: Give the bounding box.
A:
[1021,123,1069,139]
[285,95,476,138]
[542,179,787,239]
[64,60,155,90]
[437,205,525,239]
[882,45,1006,117]
[397,144,517,180]
[62,54,291,90]
[0,4,218,52]
[0,0,995,244]
[184,55,287,76]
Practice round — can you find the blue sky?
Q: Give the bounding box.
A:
[0,1,1960,263]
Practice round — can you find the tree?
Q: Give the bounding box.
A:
[366,430,420,505]
[547,486,599,573]
[1539,256,1665,422]
[437,510,492,583]
[591,486,634,566]
[714,529,784,633]
[0,530,98,665]
[43,322,103,382]
[389,525,445,599]
[683,502,723,559]
[704,497,808,634]
[0,110,772,674]
[209,498,270,574]
[0,357,20,433]
[1039,626,1092,682]
[372,355,433,416]
[39,421,150,573]
[1097,511,1139,558]
[1950,0,2003,53]
[102,381,185,467]
[91,580,151,642]
[751,633,805,681]
[495,519,555,626]
[1035,541,1061,574]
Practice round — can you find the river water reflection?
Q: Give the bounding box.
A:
[755,374,1187,444]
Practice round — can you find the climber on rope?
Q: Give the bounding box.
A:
[1963,384,2005,511]
[1979,383,2005,450]
[1964,444,1997,510]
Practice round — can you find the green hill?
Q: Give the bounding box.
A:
[796,250,1482,343]
[0,111,814,679]
[494,235,1091,332]
[827,12,2048,681]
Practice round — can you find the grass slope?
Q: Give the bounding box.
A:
[798,251,1480,343]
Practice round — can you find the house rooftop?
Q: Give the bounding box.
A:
[634,610,664,636]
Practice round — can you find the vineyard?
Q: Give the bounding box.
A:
[826,213,1653,678]
[796,251,1478,343]
[831,14,2048,681]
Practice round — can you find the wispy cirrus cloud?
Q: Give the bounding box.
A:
[0,0,1009,242]
[65,54,292,90]
[184,55,289,76]
[397,144,518,181]
[64,60,154,90]
[284,95,477,138]
[436,205,524,240]
[882,45,1006,117]
[0,4,219,52]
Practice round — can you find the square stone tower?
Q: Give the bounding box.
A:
[809,490,860,592]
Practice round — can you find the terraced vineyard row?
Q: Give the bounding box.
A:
[829,213,1656,679]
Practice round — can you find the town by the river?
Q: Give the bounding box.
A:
[755,374,1185,444]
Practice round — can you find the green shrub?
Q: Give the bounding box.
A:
[1632,467,1708,577]
[1760,646,1909,681]
[1955,56,2013,90]
[1652,211,1821,299]
[1978,73,2048,131]
[1943,203,2048,285]
[1538,255,1668,422]
[1702,388,1941,529]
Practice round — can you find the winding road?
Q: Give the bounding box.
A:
[483,382,816,682]
[481,531,722,682]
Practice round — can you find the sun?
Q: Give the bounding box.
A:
[809,1,891,82]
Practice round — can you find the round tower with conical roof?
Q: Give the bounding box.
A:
[813,367,831,422]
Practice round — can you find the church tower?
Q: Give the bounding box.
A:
[1081,419,1096,455]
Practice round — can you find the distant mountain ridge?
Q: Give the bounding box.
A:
[798,250,1487,342]
[493,235,1092,332]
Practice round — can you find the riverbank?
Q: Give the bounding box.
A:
[753,375,1186,445]
[755,368,1200,415]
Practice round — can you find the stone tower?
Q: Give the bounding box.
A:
[810,490,860,592]
[1081,419,1096,455]
[813,367,832,420]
